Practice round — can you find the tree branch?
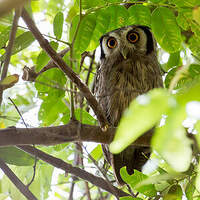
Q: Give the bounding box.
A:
[17,145,129,198]
[0,157,37,200]
[0,8,21,105]
[21,8,108,129]
[0,120,152,147]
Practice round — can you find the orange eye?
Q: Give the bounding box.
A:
[127,31,139,43]
[107,37,117,49]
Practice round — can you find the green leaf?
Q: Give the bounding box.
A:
[39,95,68,126]
[151,7,182,53]
[89,145,103,162]
[169,0,200,7]
[46,0,64,15]
[193,6,200,25]
[36,41,58,72]
[0,31,35,61]
[107,5,129,30]
[110,89,171,154]
[120,197,142,200]
[163,52,181,71]
[70,14,96,55]
[53,12,64,39]
[105,0,122,2]
[0,26,11,49]
[165,64,200,89]
[189,64,200,77]
[31,0,40,12]
[120,168,157,197]
[0,147,34,166]
[189,35,200,57]
[176,12,190,30]
[149,0,165,2]
[89,8,111,49]
[2,164,53,200]
[61,108,97,125]
[35,68,66,98]
[136,173,181,187]
[35,67,67,125]
[0,74,19,89]
[12,31,35,54]
[66,2,79,23]
[152,106,192,172]
[82,0,105,9]
[176,79,200,105]
[128,5,151,27]
[163,185,183,200]
[36,50,50,72]
[195,121,200,149]
[164,67,179,88]
[186,177,196,200]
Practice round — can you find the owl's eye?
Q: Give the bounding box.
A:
[127,31,139,43]
[107,37,117,49]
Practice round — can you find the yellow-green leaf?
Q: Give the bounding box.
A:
[110,89,171,154]
[193,6,200,25]
[0,74,19,89]
[152,107,192,172]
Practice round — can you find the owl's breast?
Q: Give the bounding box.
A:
[103,59,162,125]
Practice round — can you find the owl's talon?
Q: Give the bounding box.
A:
[101,124,108,132]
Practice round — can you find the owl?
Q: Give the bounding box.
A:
[94,25,163,185]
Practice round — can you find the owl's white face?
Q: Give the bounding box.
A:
[100,25,155,60]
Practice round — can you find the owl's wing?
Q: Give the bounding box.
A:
[93,65,112,165]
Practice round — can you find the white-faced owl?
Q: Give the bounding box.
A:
[94,25,163,185]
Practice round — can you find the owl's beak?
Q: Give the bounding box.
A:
[120,47,129,60]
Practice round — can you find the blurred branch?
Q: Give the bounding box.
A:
[78,143,92,200]
[18,145,130,198]
[69,143,82,200]
[0,8,21,105]
[0,158,37,200]
[0,120,152,147]
[21,8,108,129]
[0,0,27,17]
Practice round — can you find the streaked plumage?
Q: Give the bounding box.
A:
[94,25,163,185]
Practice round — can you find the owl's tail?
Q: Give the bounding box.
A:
[112,146,151,185]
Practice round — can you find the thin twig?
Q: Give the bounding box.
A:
[27,158,37,188]
[0,157,37,200]
[8,97,28,128]
[69,179,77,200]
[17,25,70,46]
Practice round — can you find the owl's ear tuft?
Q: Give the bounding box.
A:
[137,26,154,55]
[99,36,105,59]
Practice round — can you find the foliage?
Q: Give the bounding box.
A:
[0,0,200,199]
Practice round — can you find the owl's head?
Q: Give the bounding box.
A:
[99,25,156,61]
